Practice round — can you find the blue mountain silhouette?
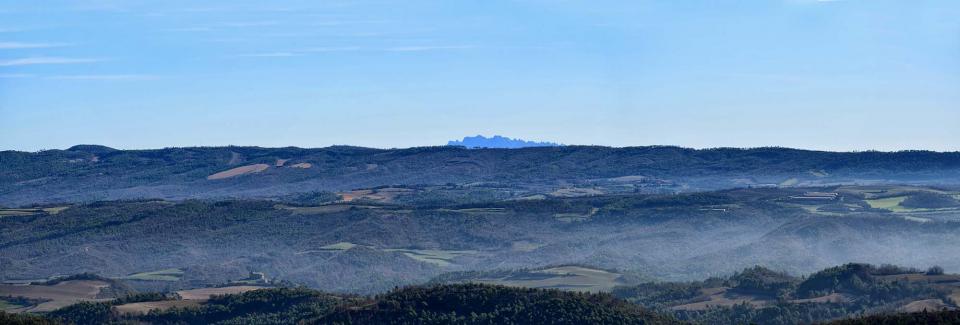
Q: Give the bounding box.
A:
[447,135,561,149]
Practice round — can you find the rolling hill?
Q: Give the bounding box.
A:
[2,145,960,206]
[3,185,960,295]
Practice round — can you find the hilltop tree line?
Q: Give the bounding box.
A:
[613,263,955,325]
[1,284,677,325]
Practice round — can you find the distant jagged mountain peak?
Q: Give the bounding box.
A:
[447,135,560,149]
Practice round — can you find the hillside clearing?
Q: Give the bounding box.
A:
[671,287,775,311]
[321,242,358,251]
[207,164,270,180]
[276,204,353,215]
[176,286,267,300]
[119,268,184,281]
[866,196,908,211]
[464,266,626,293]
[113,300,201,315]
[383,248,479,267]
[899,299,953,313]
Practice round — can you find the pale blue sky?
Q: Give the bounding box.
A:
[1,0,957,151]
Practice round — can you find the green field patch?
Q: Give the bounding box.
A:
[0,206,69,218]
[864,195,960,213]
[460,266,628,293]
[383,249,478,267]
[554,207,599,223]
[779,178,799,186]
[276,204,353,215]
[550,188,605,197]
[512,194,547,201]
[778,202,848,216]
[511,241,544,252]
[43,206,69,214]
[302,243,475,266]
[320,242,359,251]
[0,209,44,217]
[295,242,367,255]
[0,299,29,311]
[437,208,507,214]
[120,268,184,282]
[902,216,932,223]
[866,196,908,211]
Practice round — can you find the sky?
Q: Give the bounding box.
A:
[0,0,958,152]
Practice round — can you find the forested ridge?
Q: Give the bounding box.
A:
[613,264,958,324]
[4,265,959,324]
[3,145,960,205]
[1,284,678,325]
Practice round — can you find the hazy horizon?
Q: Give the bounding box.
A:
[2,0,958,152]
[9,135,960,153]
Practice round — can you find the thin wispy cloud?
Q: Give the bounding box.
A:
[235,52,302,58]
[306,20,393,27]
[48,74,159,81]
[301,46,363,53]
[789,0,845,4]
[0,42,72,49]
[179,6,299,13]
[161,21,280,34]
[233,45,476,58]
[0,73,34,78]
[385,45,475,52]
[0,57,103,66]
[161,27,215,32]
[218,21,280,28]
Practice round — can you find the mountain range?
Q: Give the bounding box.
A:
[446,135,560,149]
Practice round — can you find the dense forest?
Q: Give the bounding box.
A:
[613,263,957,324]
[3,265,958,325]
[2,284,677,325]
[829,310,960,325]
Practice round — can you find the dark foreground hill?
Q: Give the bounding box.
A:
[612,263,960,324]
[2,284,678,325]
[2,145,960,205]
[829,310,960,325]
[4,264,960,324]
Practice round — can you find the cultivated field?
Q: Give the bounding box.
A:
[0,280,112,312]
[899,299,952,313]
[383,248,479,267]
[467,266,628,293]
[0,206,68,218]
[113,300,201,315]
[119,268,184,282]
[298,241,479,267]
[671,287,776,311]
[207,164,270,180]
[111,286,266,315]
[337,187,413,203]
[175,286,266,300]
